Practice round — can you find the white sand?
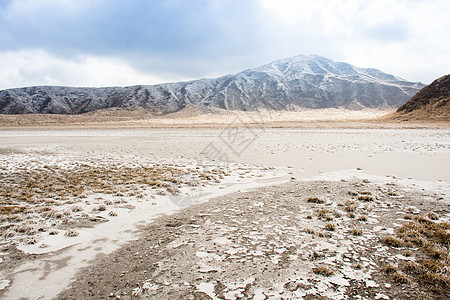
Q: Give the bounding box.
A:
[0,127,449,299]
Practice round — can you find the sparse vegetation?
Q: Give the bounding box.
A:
[312,266,334,276]
[325,223,335,231]
[307,197,324,204]
[392,271,411,284]
[382,236,405,247]
[382,215,450,296]
[357,215,367,222]
[357,195,373,201]
[0,160,230,243]
[65,229,79,237]
[383,264,397,274]
[426,212,439,220]
[306,228,315,234]
[359,191,372,195]
[351,228,363,236]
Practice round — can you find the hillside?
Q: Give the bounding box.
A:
[0,55,424,115]
[393,74,450,121]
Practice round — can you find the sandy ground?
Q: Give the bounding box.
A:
[0,108,436,129]
[0,124,449,299]
[56,176,450,300]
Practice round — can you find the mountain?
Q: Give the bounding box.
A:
[0,55,425,115]
[394,74,450,121]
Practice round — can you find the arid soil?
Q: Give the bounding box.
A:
[0,122,449,299]
[0,108,399,129]
[56,178,449,299]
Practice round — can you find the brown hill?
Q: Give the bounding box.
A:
[393,74,450,121]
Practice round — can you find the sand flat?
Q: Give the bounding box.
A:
[0,126,449,299]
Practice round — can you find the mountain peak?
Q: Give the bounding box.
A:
[0,55,425,114]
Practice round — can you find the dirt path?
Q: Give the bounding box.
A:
[56,178,450,299]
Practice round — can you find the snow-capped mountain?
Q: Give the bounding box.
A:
[0,55,425,114]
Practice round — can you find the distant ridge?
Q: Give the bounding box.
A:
[0,55,425,115]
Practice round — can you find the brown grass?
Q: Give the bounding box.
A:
[0,205,27,215]
[312,266,334,276]
[383,264,398,274]
[307,197,325,204]
[325,223,336,231]
[351,228,363,236]
[357,195,373,201]
[382,215,450,296]
[392,271,411,284]
[382,236,405,248]
[0,160,229,243]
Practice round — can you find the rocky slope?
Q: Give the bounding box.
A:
[394,74,450,121]
[0,55,425,115]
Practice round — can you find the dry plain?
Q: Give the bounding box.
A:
[0,110,449,299]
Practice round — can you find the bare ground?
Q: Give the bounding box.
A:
[55,178,449,300]
[4,108,448,130]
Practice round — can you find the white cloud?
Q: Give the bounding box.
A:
[260,0,450,83]
[0,49,189,90]
[1,0,448,89]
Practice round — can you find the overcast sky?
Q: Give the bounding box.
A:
[0,0,449,90]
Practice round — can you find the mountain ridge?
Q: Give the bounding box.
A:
[0,55,425,115]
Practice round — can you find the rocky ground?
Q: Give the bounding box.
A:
[55,178,449,300]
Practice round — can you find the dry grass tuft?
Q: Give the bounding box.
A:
[351,228,363,236]
[307,197,324,204]
[0,206,27,215]
[357,215,367,222]
[65,229,79,237]
[312,266,334,276]
[359,191,372,195]
[325,223,336,231]
[306,228,315,235]
[357,195,373,201]
[383,264,398,274]
[382,215,450,295]
[382,236,405,248]
[317,209,330,218]
[426,212,439,220]
[392,271,411,284]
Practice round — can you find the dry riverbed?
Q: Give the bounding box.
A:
[0,127,449,299]
[55,177,450,299]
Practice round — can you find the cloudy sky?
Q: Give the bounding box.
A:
[0,0,449,90]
